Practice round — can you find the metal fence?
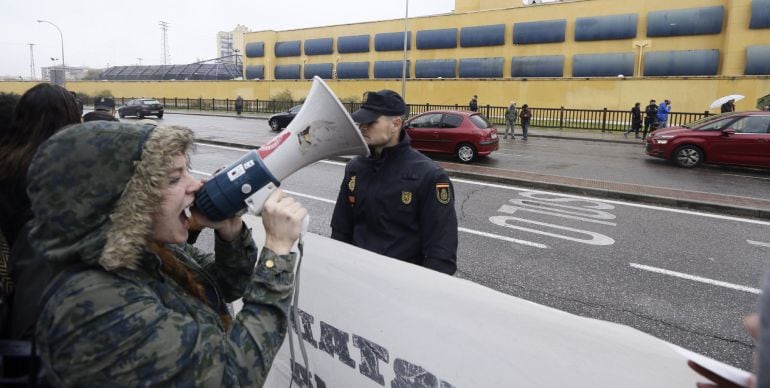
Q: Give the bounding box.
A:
[110,97,712,132]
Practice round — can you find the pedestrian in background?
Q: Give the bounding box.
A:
[331,89,458,275]
[469,95,478,112]
[235,95,244,116]
[518,104,532,141]
[657,99,671,128]
[642,99,658,139]
[624,102,642,139]
[721,99,736,113]
[504,100,517,139]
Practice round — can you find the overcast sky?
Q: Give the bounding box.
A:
[0,0,457,78]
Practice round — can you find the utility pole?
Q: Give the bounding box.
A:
[401,0,409,99]
[159,20,170,65]
[28,43,36,80]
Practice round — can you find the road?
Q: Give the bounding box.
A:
[188,139,770,371]
[151,113,770,201]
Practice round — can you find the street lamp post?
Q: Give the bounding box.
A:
[37,19,65,85]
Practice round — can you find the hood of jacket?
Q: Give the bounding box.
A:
[27,121,194,271]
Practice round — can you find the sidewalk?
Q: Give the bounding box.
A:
[166,108,645,145]
[166,109,770,220]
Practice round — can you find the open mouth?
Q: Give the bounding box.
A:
[180,206,192,227]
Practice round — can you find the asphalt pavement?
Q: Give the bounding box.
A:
[164,108,770,220]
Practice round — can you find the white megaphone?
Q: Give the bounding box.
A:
[194,76,369,221]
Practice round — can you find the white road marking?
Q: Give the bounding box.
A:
[491,213,615,246]
[722,173,770,181]
[748,240,770,248]
[195,142,252,152]
[458,227,548,249]
[283,190,336,204]
[190,169,211,176]
[630,263,761,294]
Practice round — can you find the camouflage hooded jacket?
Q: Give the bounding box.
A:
[26,121,295,387]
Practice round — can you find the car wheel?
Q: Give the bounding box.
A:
[456,143,476,163]
[157,112,163,119]
[673,145,703,168]
[138,112,144,119]
[119,111,125,118]
[269,119,280,131]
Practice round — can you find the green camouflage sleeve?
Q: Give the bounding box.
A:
[36,247,296,387]
[181,222,259,302]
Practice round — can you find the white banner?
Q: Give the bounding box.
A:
[236,217,749,387]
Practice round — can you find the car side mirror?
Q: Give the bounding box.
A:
[721,128,735,136]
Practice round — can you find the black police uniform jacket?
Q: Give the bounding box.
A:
[331,132,458,275]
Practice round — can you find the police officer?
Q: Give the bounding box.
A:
[330,90,458,275]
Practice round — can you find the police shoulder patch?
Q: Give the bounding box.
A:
[348,175,356,192]
[435,183,451,205]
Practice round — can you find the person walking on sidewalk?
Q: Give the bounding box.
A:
[625,102,642,138]
[657,99,671,128]
[504,101,517,139]
[519,104,532,141]
[469,95,478,112]
[642,99,658,140]
[721,99,736,113]
[235,95,244,116]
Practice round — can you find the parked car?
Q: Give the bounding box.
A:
[645,111,770,168]
[118,99,164,119]
[268,104,303,132]
[403,110,499,162]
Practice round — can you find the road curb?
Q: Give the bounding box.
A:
[194,138,769,221]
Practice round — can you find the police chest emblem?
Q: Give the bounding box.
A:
[348,176,356,192]
[435,183,451,205]
[401,191,413,205]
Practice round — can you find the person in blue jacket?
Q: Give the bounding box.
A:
[331,90,458,275]
[656,99,671,128]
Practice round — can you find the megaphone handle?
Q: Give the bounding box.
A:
[245,183,309,236]
[244,183,277,216]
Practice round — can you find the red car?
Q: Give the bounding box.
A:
[645,111,770,168]
[403,110,499,162]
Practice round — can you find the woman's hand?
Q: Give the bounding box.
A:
[190,207,244,242]
[261,189,307,255]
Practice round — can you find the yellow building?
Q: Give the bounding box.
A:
[237,0,770,111]
[2,0,769,112]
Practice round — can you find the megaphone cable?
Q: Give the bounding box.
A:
[287,236,311,387]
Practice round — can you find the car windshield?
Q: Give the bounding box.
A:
[141,100,161,105]
[681,113,733,128]
[289,105,303,113]
[469,114,492,129]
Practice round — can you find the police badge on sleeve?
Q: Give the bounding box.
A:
[435,183,451,205]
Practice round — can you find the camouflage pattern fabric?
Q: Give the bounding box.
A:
[26,122,296,387]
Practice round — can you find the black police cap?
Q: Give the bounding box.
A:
[351,90,407,125]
